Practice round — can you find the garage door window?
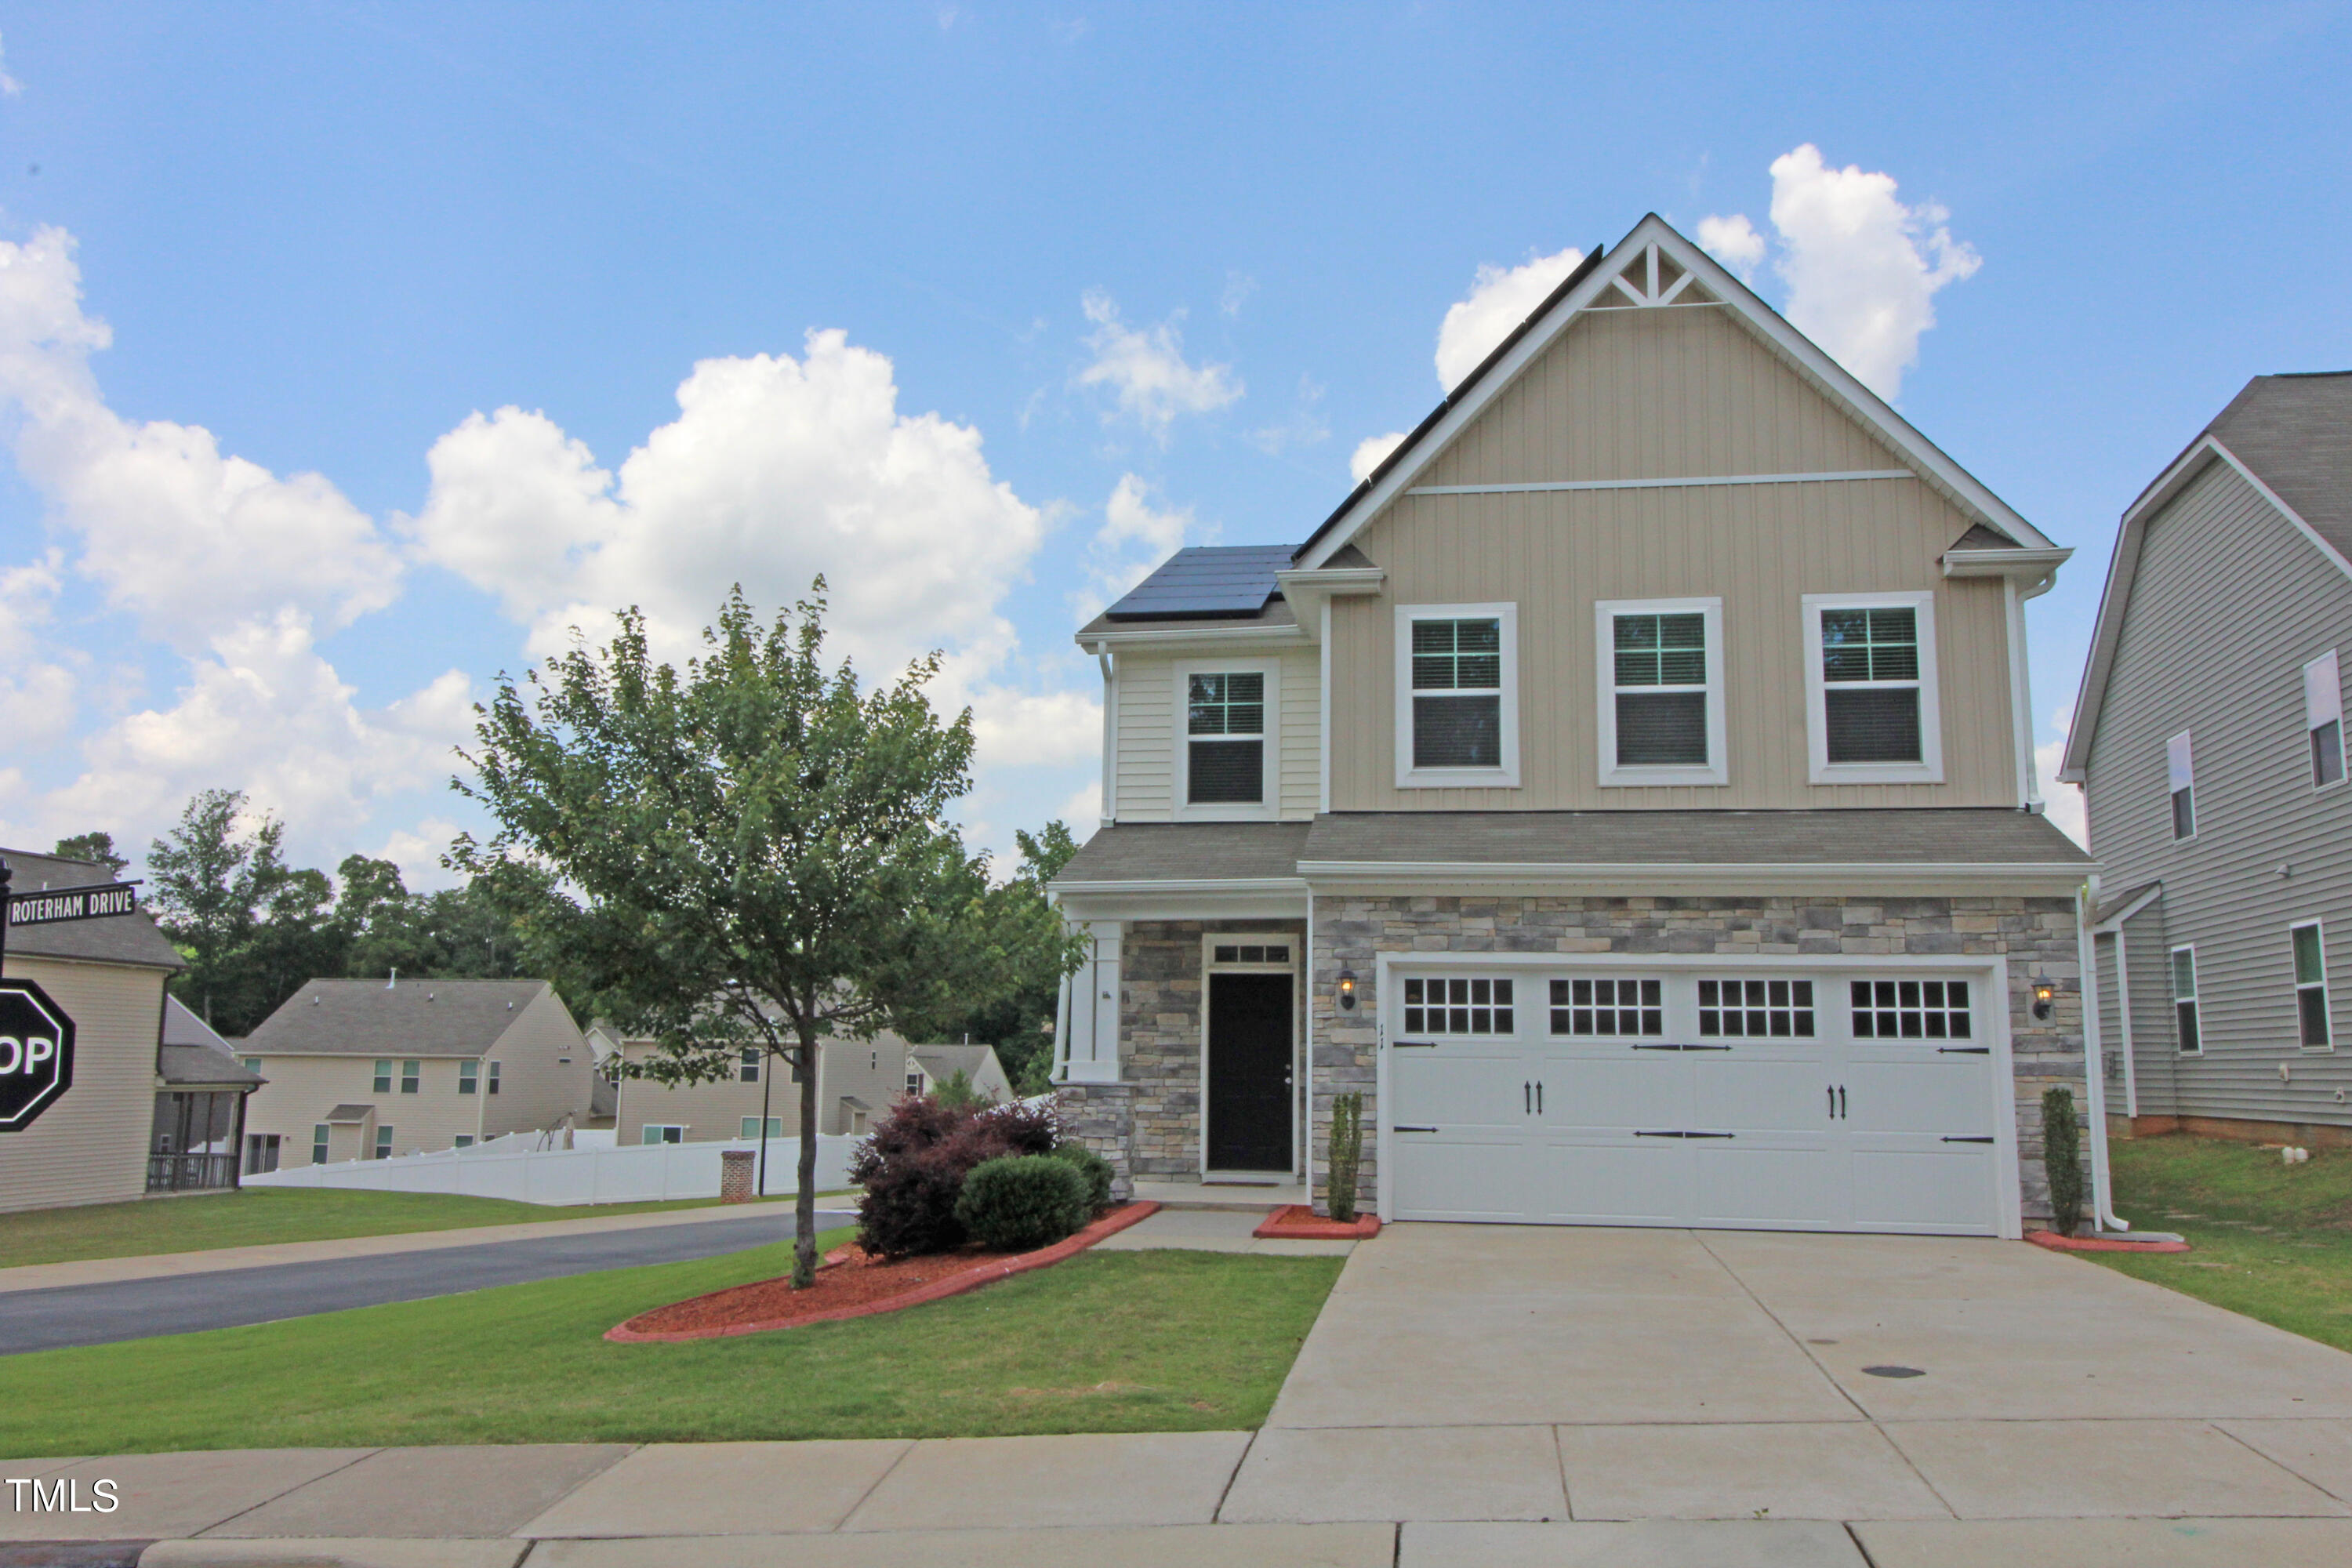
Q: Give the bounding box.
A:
[1402,977,1514,1035]
[1697,978,1815,1038]
[1849,978,1971,1040]
[1550,978,1663,1036]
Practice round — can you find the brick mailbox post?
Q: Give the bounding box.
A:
[720,1148,756,1203]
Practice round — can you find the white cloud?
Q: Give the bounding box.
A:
[1074,291,1242,439]
[1695,213,1766,284]
[373,818,468,893]
[1434,245,1585,390]
[0,550,77,750]
[1350,431,1406,485]
[1220,272,1257,318]
[2038,703,2087,848]
[0,31,20,96]
[24,610,473,862]
[0,227,403,651]
[1249,374,1328,457]
[1072,472,1193,622]
[1702,146,1980,402]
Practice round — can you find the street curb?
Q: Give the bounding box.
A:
[605,1200,1162,1341]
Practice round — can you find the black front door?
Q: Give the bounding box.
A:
[1207,972,1294,1171]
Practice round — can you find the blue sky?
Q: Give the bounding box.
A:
[1,2,2347,884]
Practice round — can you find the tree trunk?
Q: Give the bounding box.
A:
[792,1026,821,1289]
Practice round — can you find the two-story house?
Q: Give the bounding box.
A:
[1049,213,2096,1237]
[239,977,597,1163]
[2061,372,2352,1148]
[611,1026,915,1145]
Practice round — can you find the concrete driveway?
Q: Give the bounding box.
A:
[1225,1222,2352,1549]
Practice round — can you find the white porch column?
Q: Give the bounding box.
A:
[1062,920,1125,1084]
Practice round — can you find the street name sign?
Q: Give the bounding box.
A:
[5,882,139,927]
[0,979,74,1132]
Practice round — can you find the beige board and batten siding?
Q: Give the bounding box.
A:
[1112,647,1320,822]
[2082,457,2352,1123]
[1329,300,2017,812]
[0,956,165,1214]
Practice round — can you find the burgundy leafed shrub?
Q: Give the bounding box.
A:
[850,1093,1063,1258]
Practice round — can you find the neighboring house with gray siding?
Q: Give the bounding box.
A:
[2062,372,2352,1146]
[1050,214,2096,1239]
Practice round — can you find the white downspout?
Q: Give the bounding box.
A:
[1096,645,1118,828]
[2078,873,2127,1232]
[2111,926,2140,1119]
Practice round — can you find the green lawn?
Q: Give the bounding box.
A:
[0,1186,851,1269]
[2091,1133,2352,1352]
[0,1229,1342,1456]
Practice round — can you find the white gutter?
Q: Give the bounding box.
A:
[2077,873,2127,1232]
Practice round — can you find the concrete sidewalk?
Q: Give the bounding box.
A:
[0,1197,855,1297]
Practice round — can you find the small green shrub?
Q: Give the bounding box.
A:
[1327,1091,1364,1223]
[2042,1085,2084,1236]
[954,1154,1091,1252]
[1047,1141,1115,1213]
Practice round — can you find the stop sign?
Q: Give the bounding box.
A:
[0,980,74,1132]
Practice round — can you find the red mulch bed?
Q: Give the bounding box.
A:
[606,1200,1160,1343]
[2028,1229,2190,1255]
[1254,1204,1380,1240]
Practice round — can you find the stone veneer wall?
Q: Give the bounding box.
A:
[1308,894,2086,1227]
[1055,919,1305,1186]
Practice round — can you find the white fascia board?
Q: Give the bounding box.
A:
[1297,860,2092,897]
[1079,623,1308,652]
[2060,434,2352,784]
[1295,213,2052,572]
[1272,567,1385,632]
[1943,547,2074,579]
[1050,880,1311,924]
[2092,883,2165,935]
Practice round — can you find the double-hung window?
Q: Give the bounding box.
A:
[372,1059,393,1094]
[641,1124,684,1145]
[1597,598,1726,786]
[739,1047,762,1083]
[2171,947,2201,1054]
[2167,731,2196,840]
[487,1061,502,1094]
[2306,652,2344,789]
[2292,923,2332,1051]
[399,1059,420,1094]
[458,1060,479,1094]
[373,1126,394,1160]
[311,1124,330,1165]
[1398,605,1519,786]
[1803,592,1942,783]
[1177,665,1275,815]
[741,1116,785,1139]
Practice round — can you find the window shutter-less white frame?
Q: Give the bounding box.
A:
[2167,731,2197,840]
[1172,659,1279,821]
[1396,603,1520,789]
[1595,597,1727,787]
[1802,591,1942,785]
[2306,651,2345,790]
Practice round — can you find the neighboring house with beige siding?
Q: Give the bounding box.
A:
[614,1028,913,1144]
[2063,372,2352,1146]
[907,1043,1011,1104]
[240,978,596,1163]
[1053,213,2096,1240]
[0,849,253,1213]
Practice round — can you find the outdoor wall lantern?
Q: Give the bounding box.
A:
[2031,977,2056,1021]
[1338,969,1359,1011]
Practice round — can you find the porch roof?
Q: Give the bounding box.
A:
[1054,821,1313,888]
[1298,808,2092,870]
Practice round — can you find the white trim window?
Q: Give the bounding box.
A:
[2292,922,2332,1051]
[640,1124,684,1145]
[2171,946,2201,1054]
[2306,652,2344,789]
[1397,604,1519,787]
[1596,597,1726,786]
[487,1060,502,1094]
[399,1059,420,1094]
[740,1116,786,1138]
[373,1125,394,1160]
[2167,731,2197,840]
[738,1047,762,1083]
[311,1123,329,1165]
[1400,975,1516,1036]
[1802,592,1943,784]
[453,1134,474,1149]
[1175,662,1278,818]
[458,1060,479,1094]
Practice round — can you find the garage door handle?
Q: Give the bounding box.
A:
[1524,1081,1531,1112]
[1392,1040,1438,1049]
[1685,1131,1736,1139]
[1937,1046,1991,1054]
[1632,1044,1682,1051]
[1536,1081,1543,1114]
[1393,1125,1439,1133]
[1940,1135,1995,1144]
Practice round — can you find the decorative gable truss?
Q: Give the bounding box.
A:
[1588,238,1719,310]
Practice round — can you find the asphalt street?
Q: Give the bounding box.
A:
[0,1207,858,1355]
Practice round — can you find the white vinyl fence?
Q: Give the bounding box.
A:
[245,1134,861,1207]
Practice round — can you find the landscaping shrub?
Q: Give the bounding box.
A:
[2042,1085,2084,1236]
[955,1155,1091,1252]
[1327,1091,1364,1223]
[848,1094,1067,1258]
[1047,1141,1115,1213]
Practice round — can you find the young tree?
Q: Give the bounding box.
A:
[52,832,129,876]
[456,584,1041,1287]
[898,821,1082,1094]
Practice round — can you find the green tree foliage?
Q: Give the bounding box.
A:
[898,821,1083,1095]
[455,583,1051,1287]
[147,789,311,1032]
[51,833,129,876]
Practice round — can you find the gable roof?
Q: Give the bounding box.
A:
[158,994,263,1088]
[909,1043,1004,1083]
[2060,372,2352,782]
[1294,212,2050,569]
[1103,544,1297,621]
[0,848,184,971]
[243,978,556,1057]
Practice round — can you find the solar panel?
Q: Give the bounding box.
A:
[1104,544,1298,620]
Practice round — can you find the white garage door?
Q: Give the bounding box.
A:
[1385,969,2004,1236]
